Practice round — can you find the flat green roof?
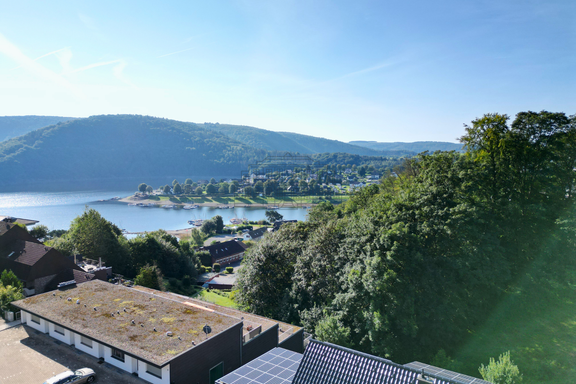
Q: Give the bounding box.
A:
[13,280,241,366]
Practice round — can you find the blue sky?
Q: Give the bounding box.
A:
[0,0,574,143]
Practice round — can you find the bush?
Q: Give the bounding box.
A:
[213,263,221,273]
[168,277,179,287]
[182,275,192,287]
[479,351,522,384]
[226,266,234,274]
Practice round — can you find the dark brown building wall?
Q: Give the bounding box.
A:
[278,329,305,354]
[242,324,279,365]
[170,322,242,384]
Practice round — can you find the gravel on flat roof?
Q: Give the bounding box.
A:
[13,280,241,366]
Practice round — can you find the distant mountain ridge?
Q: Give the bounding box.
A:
[350,140,463,153]
[0,115,267,190]
[197,123,410,156]
[0,115,76,142]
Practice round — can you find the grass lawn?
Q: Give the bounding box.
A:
[453,261,576,383]
[195,290,238,308]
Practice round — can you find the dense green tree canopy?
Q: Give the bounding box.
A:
[236,111,576,367]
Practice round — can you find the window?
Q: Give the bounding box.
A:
[80,335,93,348]
[146,364,162,378]
[54,324,65,335]
[30,314,40,324]
[111,348,125,362]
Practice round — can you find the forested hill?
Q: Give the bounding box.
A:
[0,115,267,190]
[350,140,463,153]
[237,111,576,383]
[0,115,76,142]
[197,123,407,156]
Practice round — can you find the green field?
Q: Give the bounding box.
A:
[142,194,348,206]
[453,260,576,383]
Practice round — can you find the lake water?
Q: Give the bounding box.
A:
[0,191,310,232]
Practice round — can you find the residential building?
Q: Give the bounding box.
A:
[0,222,94,296]
[217,339,491,384]
[199,240,247,267]
[13,280,304,384]
[241,227,270,242]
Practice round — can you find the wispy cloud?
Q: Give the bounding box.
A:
[328,58,407,83]
[0,32,80,96]
[12,47,69,69]
[69,59,123,74]
[67,58,137,88]
[158,47,194,58]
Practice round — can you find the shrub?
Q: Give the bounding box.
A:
[213,263,221,273]
[168,277,179,287]
[182,275,192,287]
[479,351,522,384]
[226,266,234,274]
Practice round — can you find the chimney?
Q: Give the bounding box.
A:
[99,257,102,268]
[74,254,77,264]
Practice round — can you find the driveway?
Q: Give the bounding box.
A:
[0,325,146,384]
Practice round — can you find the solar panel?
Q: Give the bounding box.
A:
[217,348,303,384]
[404,362,491,384]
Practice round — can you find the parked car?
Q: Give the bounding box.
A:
[43,368,96,384]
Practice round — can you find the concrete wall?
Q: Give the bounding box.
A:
[170,323,243,384]
[278,328,305,354]
[74,333,102,358]
[242,324,279,364]
[102,345,137,372]
[48,322,74,345]
[22,311,48,333]
[138,363,170,384]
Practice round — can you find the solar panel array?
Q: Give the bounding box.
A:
[404,362,491,384]
[292,340,469,384]
[216,347,302,384]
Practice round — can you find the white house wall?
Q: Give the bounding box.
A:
[21,311,170,384]
[103,345,136,372]
[73,333,102,358]
[22,311,48,333]
[137,363,170,384]
[48,323,74,345]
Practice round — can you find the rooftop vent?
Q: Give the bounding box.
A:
[153,327,157,332]
[93,307,97,311]
[140,324,144,327]
[76,300,80,304]
[131,320,135,325]
[52,293,56,296]
[67,297,71,301]
[166,331,173,337]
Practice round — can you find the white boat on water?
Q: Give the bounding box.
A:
[128,203,137,206]
[145,203,156,207]
[163,204,176,209]
[230,217,243,225]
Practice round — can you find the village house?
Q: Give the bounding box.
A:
[0,222,95,296]
[199,239,247,267]
[13,280,304,384]
[217,339,491,384]
[241,227,270,242]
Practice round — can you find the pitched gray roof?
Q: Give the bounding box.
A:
[292,340,482,384]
